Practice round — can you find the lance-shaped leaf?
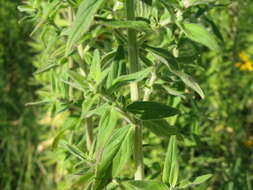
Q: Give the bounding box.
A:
[126,101,179,120]
[177,174,212,189]
[67,70,89,90]
[98,20,152,32]
[143,119,178,137]
[112,127,134,176]
[66,0,105,55]
[180,22,220,51]
[153,54,205,99]
[106,46,126,88]
[173,71,205,99]
[163,135,179,185]
[192,174,212,185]
[96,107,118,152]
[90,49,102,83]
[123,180,168,190]
[34,63,59,74]
[30,0,61,36]
[107,67,152,93]
[93,126,130,190]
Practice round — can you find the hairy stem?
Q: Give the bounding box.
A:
[125,0,144,180]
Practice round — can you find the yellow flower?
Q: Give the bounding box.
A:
[244,136,253,148]
[235,62,241,67]
[239,52,249,62]
[239,64,247,70]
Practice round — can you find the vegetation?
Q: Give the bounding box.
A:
[1,0,253,189]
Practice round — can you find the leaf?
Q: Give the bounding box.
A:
[180,22,220,51]
[187,0,215,7]
[123,180,168,190]
[161,85,186,99]
[143,119,178,137]
[162,135,178,184]
[106,46,125,88]
[173,71,205,99]
[66,0,105,55]
[98,20,152,32]
[96,107,118,151]
[126,101,179,120]
[67,70,89,90]
[151,52,205,99]
[112,127,134,176]
[192,174,212,185]
[93,126,130,190]
[34,63,59,74]
[169,161,179,187]
[30,0,61,36]
[177,174,212,189]
[90,49,102,83]
[107,67,152,93]
[64,143,88,161]
[75,95,99,129]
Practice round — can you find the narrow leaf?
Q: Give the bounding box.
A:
[126,101,179,120]
[66,0,105,55]
[193,174,212,185]
[173,71,205,99]
[163,135,178,184]
[180,22,220,51]
[143,119,178,137]
[107,67,152,93]
[123,180,168,190]
[112,127,134,176]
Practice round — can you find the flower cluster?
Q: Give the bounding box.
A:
[235,52,253,71]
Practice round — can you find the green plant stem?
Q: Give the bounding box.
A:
[125,0,144,180]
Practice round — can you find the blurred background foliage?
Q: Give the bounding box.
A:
[1,0,253,189]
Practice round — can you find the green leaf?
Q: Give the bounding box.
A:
[151,53,204,99]
[173,71,205,99]
[126,101,179,120]
[106,46,125,88]
[123,180,168,190]
[107,67,152,93]
[90,49,102,83]
[96,107,118,151]
[161,85,186,99]
[30,0,61,36]
[177,174,212,189]
[169,161,179,187]
[34,63,59,74]
[64,143,88,161]
[187,0,215,7]
[93,126,130,190]
[67,70,89,90]
[180,22,220,51]
[163,135,178,184]
[98,20,152,32]
[66,0,105,55]
[112,127,134,176]
[192,174,212,185]
[143,119,178,137]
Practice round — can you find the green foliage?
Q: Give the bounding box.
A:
[13,0,253,189]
